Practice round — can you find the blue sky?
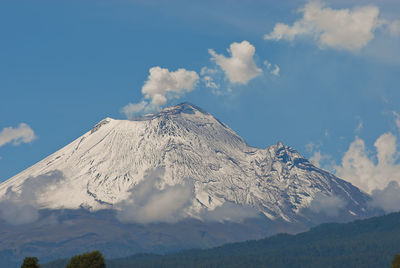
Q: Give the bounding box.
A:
[1,0,400,194]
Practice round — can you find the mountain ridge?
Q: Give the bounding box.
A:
[0,102,374,223]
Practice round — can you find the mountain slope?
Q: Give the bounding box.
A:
[0,102,383,267]
[0,102,373,223]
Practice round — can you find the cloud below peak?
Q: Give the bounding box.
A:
[308,192,346,217]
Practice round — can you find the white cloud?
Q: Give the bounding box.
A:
[122,67,199,119]
[305,142,332,169]
[308,192,346,217]
[264,1,381,51]
[309,115,400,213]
[393,111,400,129]
[370,181,400,213]
[0,123,36,148]
[116,169,195,224]
[335,133,400,194]
[389,20,400,37]
[121,101,148,120]
[200,67,218,76]
[265,21,310,42]
[209,40,262,84]
[142,66,199,106]
[309,151,326,168]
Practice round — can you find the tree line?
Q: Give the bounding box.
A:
[21,251,105,268]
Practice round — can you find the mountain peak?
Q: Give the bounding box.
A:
[91,117,114,134]
[134,102,209,121]
[163,102,209,114]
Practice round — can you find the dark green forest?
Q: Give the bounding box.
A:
[43,212,400,268]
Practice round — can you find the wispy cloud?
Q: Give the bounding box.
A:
[200,67,223,95]
[264,60,280,77]
[121,101,149,120]
[393,111,400,129]
[264,1,398,52]
[355,117,364,133]
[389,20,400,37]
[305,141,332,169]
[0,123,36,148]
[309,151,331,169]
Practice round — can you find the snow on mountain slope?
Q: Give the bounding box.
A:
[0,102,372,222]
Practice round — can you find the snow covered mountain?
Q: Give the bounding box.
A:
[0,102,373,223]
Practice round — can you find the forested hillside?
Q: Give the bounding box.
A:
[105,212,400,268]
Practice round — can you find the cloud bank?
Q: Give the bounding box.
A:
[370,181,400,213]
[122,67,199,119]
[116,169,261,224]
[264,1,396,52]
[308,192,346,217]
[0,189,39,225]
[335,132,400,194]
[209,40,262,84]
[116,169,195,224]
[200,202,260,223]
[309,112,400,213]
[0,170,64,225]
[0,123,36,148]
